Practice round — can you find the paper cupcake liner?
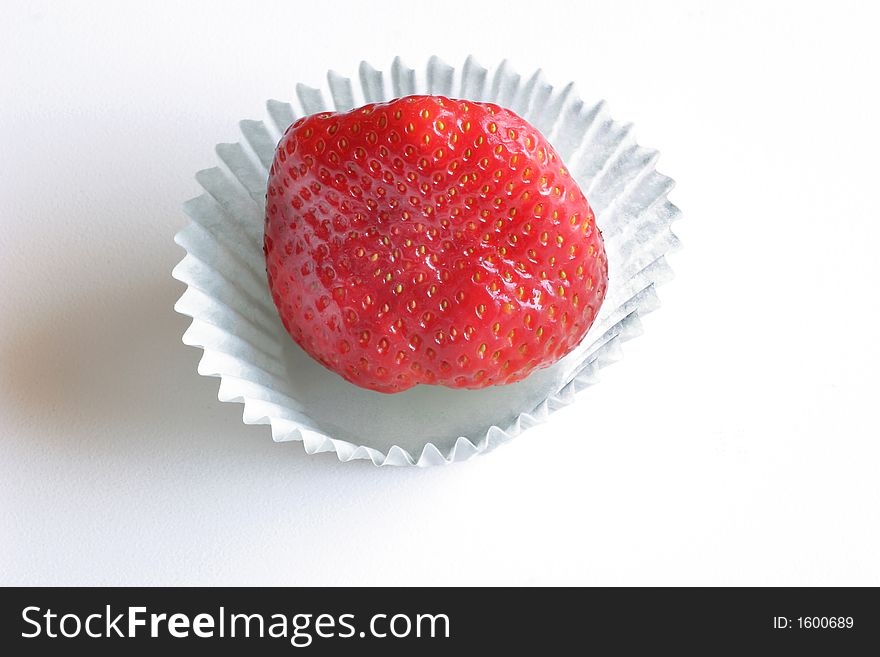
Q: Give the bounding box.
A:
[172,56,681,466]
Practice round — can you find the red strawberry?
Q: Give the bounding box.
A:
[264,95,607,393]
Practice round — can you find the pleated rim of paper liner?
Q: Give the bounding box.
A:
[172,55,681,466]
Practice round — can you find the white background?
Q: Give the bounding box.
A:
[2,0,879,586]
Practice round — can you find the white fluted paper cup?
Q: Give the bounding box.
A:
[172,56,681,466]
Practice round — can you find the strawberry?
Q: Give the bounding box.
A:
[264,95,608,393]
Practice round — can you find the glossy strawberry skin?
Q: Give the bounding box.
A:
[265,95,607,393]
